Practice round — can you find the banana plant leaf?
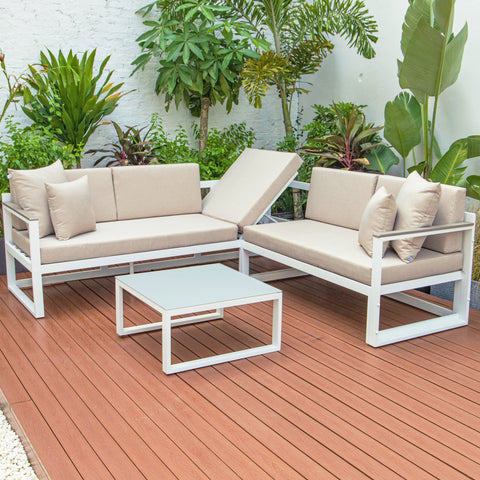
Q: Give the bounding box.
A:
[365,145,399,174]
[384,92,421,158]
[399,10,468,99]
[466,175,480,200]
[430,139,468,184]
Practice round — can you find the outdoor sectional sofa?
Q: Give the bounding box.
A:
[1,148,302,319]
[1,152,476,348]
[240,167,476,347]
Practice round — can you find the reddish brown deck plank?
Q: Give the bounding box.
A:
[1,259,479,480]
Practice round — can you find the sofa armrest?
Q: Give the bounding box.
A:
[288,180,310,191]
[373,221,474,243]
[2,201,38,223]
[200,180,218,190]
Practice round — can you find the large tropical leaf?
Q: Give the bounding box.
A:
[430,139,468,184]
[400,0,432,56]
[384,92,421,159]
[466,175,480,200]
[399,0,468,99]
[365,145,400,174]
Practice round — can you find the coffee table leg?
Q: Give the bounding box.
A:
[272,296,282,349]
[162,313,172,374]
[115,280,125,336]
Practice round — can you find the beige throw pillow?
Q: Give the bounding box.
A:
[358,186,397,257]
[46,175,96,240]
[9,159,67,237]
[392,171,441,263]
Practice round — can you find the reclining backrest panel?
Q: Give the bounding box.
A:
[112,163,202,220]
[65,168,117,222]
[305,168,378,230]
[376,175,466,253]
[202,148,302,230]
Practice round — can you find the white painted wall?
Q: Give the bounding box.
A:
[1,0,478,172]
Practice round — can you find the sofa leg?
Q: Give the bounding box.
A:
[366,292,381,347]
[31,270,45,319]
[239,248,250,275]
[452,277,470,327]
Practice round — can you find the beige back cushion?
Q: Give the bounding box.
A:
[112,163,202,220]
[202,148,302,230]
[65,168,117,222]
[377,175,466,253]
[306,168,378,230]
[9,159,67,237]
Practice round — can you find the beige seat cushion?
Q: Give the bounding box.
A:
[112,164,202,220]
[391,171,441,262]
[46,176,96,240]
[358,186,397,257]
[305,168,378,230]
[9,159,67,237]
[12,214,238,264]
[202,148,302,230]
[65,167,117,222]
[244,220,462,285]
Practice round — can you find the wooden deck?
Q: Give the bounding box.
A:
[0,257,479,480]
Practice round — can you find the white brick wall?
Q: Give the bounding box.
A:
[1,0,479,173]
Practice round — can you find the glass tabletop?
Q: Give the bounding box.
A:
[117,263,281,311]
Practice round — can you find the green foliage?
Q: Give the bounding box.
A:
[301,104,386,171]
[22,49,126,161]
[0,50,24,125]
[147,114,255,180]
[89,122,155,167]
[0,118,76,234]
[473,215,480,282]
[193,122,255,179]
[224,0,378,136]
[384,0,480,199]
[148,114,193,164]
[132,1,261,150]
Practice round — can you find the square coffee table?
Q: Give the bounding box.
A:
[115,263,282,374]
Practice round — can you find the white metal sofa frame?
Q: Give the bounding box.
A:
[240,181,476,347]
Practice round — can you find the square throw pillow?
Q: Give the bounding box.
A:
[358,186,397,257]
[9,159,67,237]
[392,171,441,263]
[46,175,96,241]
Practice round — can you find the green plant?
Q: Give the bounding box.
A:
[90,122,155,167]
[472,214,480,282]
[226,0,378,137]
[383,0,480,199]
[147,114,255,179]
[300,103,398,173]
[0,51,24,125]
[132,0,262,151]
[0,118,76,236]
[194,122,255,179]
[22,49,127,162]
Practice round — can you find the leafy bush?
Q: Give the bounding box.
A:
[90,122,155,167]
[472,214,480,282]
[22,49,127,161]
[148,114,255,180]
[0,118,76,235]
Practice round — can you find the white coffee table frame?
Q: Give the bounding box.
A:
[115,264,282,374]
